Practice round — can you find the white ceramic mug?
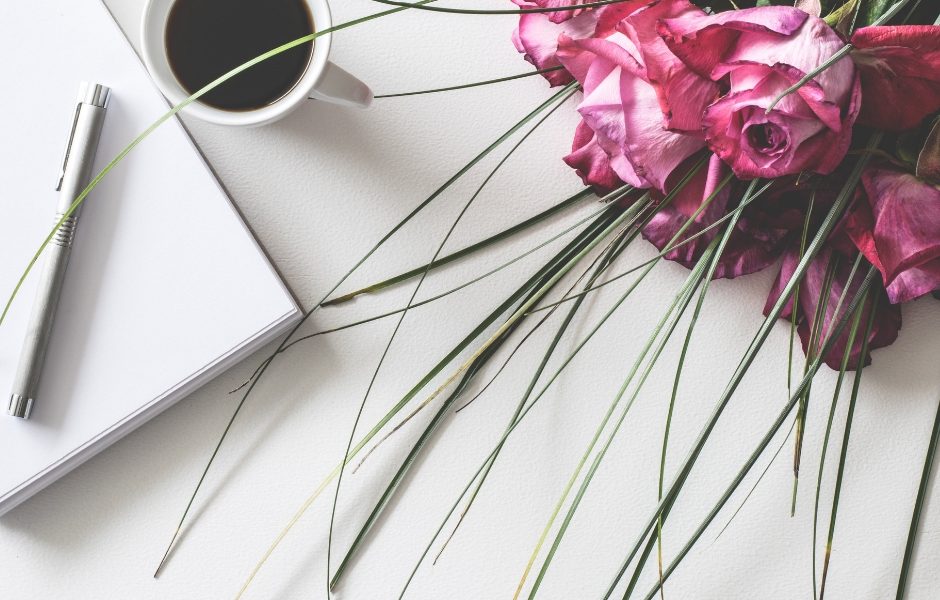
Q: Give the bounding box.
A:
[140,0,372,126]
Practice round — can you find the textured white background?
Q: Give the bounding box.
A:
[2,1,940,599]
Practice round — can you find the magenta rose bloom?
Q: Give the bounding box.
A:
[554,0,718,192]
[764,242,900,370]
[659,6,861,180]
[844,163,940,304]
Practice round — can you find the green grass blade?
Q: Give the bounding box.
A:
[431,220,638,562]
[788,194,815,400]
[324,84,578,593]
[896,387,940,598]
[374,67,565,98]
[818,293,878,600]
[640,203,749,600]
[374,194,648,449]
[242,203,626,598]
[391,228,630,597]
[529,179,775,314]
[811,255,865,596]
[603,134,883,597]
[527,241,716,600]
[394,200,673,600]
[526,180,755,598]
[637,268,878,600]
[323,187,600,306]
[396,163,714,598]
[714,419,797,541]
[326,86,575,595]
[149,4,456,577]
[792,253,840,516]
[619,188,754,599]
[156,77,577,578]
[451,223,634,415]
[229,201,612,395]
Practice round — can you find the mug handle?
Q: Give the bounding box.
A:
[310,62,373,108]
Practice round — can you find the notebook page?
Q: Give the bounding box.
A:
[0,0,300,511]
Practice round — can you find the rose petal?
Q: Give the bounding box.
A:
[845,163,940,303]
[851,26,940,132]
[642,154,791,278]
[794,0,822,17]
[617,0,718,132]
[764,244,901,370]
[510,0,588,24]
[564,119,625,192]
[514,10,600,86]
[658,6,810,79]
[886,261,940,304]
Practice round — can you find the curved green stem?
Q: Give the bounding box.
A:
[373,67,565,98]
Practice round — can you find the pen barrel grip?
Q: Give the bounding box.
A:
[10,241,74,405]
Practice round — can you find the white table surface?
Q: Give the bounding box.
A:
[3,2,940,599]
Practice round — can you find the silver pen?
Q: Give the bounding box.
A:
[8,82,110,419]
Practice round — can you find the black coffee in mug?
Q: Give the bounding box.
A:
[165,0,314,111]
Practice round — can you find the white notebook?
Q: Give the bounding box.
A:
[0,0,302,515]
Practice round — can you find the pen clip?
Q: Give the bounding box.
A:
[56,100,84,192]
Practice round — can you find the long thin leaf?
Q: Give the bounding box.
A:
[394,160,716,599]
[648,207,748,600]
[526,182,757,600]
[812,255,865,596]
[638,268,878,600]
[430,217,640,564]
[818,293,877,600]
[604,134,883,597]
[530,180,775,314]
[157,74,574,578]
[238,202,627,599]
[792,253,840,515]
[373,67,565,99]
[323,188,596,306]
[228,200,613,395]
[390,214,639,600]
[324,83,579,595]
[896,388,940,599]
[529,245,715,600]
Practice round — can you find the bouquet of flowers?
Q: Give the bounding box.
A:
[7,0,940,598]
[512,0,940,370]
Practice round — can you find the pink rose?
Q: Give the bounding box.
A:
[659,7,861,180]
[845,163,940,304]
[554,0,718,192]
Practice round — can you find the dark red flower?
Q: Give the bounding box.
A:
[764,242,901,370]
[851,26,940,132]
[844,162,940,303]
